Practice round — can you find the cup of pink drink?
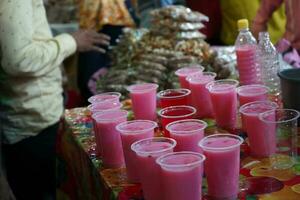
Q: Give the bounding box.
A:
[237,84,269,106]
[156,151,205,200]
[239,101,278,157]
[175,65,204,89]
[166,119,207,153]
[88,92,121,104]
[116,120,157,183]
[199,134,244,199]
[206,79,239,130]
[187,72,216,118]
[131,137,176,200]
[157,88,191,108]
[127,83,158,121]
[93,110,128,168]
[158,105,196,137]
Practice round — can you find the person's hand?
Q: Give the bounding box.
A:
[251,21,267,40]
[71,30,111,53]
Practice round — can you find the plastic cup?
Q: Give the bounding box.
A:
[88,92,121,104]
[206,79,239,130]
[187,72,216,118]
[157,88,191,108]
[156,152,205,200]
[93,110,128,168]
[199,134,244,199]
[158,105,196,137]
[116,120,157,183]
[239,101,278,157]
[127,83,158,121]
[87,101,122,114]
[131,137,176,200]
[237,84,269,106]
[166,119,207,153]
[175,66,204,89]
[259,109,300,169]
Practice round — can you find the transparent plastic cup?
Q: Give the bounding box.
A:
[158,105,196,137]
[166,119,207,153]
[175,66,204,89]
[127,83,158,121]
[116,120,157,183]
[259,109,300,169]
[187,72,217,118]
[131,137,176,200]
[239,101,278,157]
[237,84,269,106]
[87,101,122,114]
[88,92,121,104]
[157,88,191,108]
[199,134,244,199]
[93,110,128,168]
[156,152,206,200]
[206,79,239,130]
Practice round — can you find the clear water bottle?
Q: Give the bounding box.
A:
[258,32,281,102]
[235,19,261,85]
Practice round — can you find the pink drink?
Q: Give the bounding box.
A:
[175,66,204,89]
[131,137,176,200]
[166,119,207,153]
[157,89,191,108]
[94,110,127,168]
[199,134,243,199]
[239,101,278,157]
[158,106,196,137]
[187,72,216,118]
[237,84,269,106]
[207,80,239,130]
[127,83,158,121]
[88,92,121,104]
[116,120,157,183]
[236,45,260,85]
[157,152,205,200]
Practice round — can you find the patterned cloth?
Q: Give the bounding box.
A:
[78,0,135,30]
[59,107,300,200]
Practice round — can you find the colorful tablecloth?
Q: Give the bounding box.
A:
[57,107,300,200]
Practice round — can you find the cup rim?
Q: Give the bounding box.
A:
[278,68,300,83]
[87,102,123,112]
[87,92,121,104]
[116,120,157,134]
[239,100,279,116]
[157,88,191,99]
[237,84,270,96]
[198,133,244,151]
[186,72,217,84]
[126,83,158,93]
[131,137,177,155]
[158,105,197,119]
[206,79,239,92]
[259,109,300,124]
[166,119,207,135]
[92,110,128,122]
[175,65,205,76]
[156,151,206,169]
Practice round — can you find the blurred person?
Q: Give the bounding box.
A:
[252,0,300,67]
[0,0,110,199]
[77,0,135,104]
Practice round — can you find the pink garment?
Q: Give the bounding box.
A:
[253,0,300,50]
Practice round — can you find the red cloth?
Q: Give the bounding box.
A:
[186,0,222,42]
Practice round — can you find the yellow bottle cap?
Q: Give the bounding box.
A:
[237,19,249,30]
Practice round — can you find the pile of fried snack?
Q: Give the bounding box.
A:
[97,6,236,96]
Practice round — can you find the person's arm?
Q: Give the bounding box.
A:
[0,0,78,77]
[252,0,284,38]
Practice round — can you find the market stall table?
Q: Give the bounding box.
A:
[57,107,300,200]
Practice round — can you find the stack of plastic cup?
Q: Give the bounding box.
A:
[175,65,204,89]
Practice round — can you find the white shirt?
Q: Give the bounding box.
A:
[0,0,77,144]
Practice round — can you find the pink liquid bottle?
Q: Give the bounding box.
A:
[235,19,261,85]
